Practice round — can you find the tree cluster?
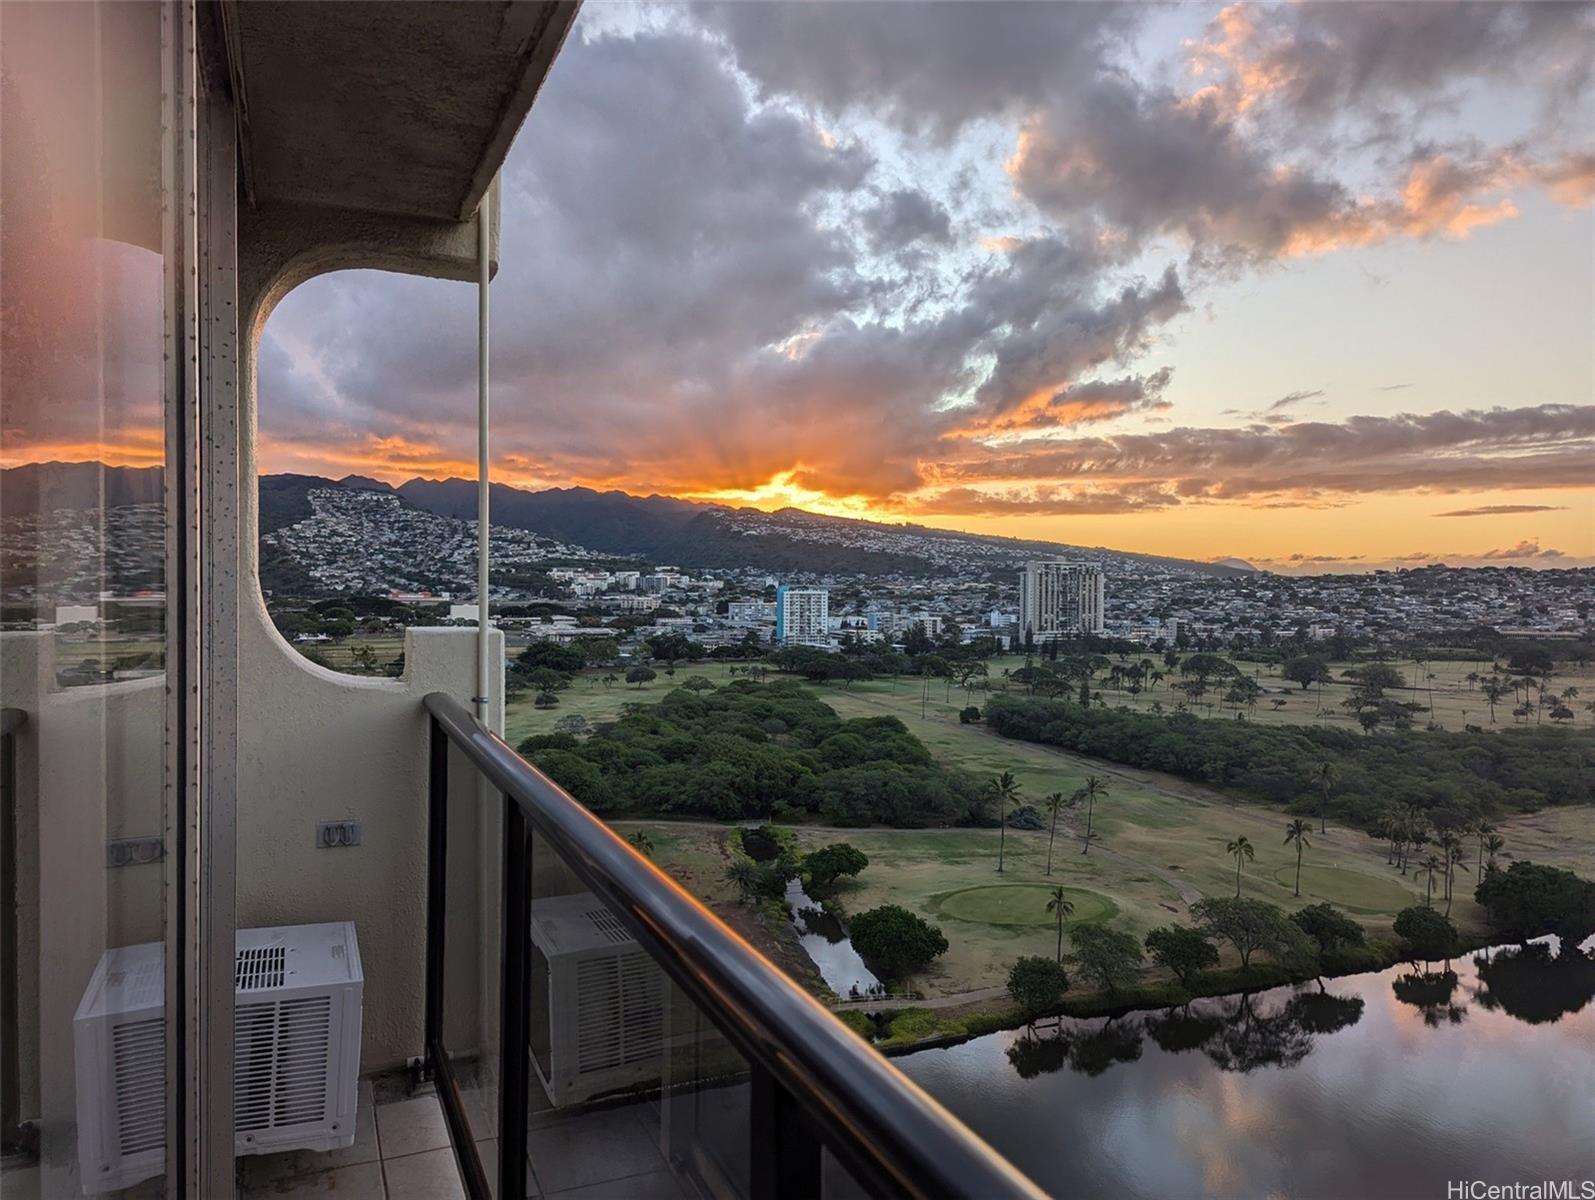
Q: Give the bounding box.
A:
[522,680,986,825]
[983,694,1592,829]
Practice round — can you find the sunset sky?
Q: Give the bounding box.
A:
[36,2,1595,573]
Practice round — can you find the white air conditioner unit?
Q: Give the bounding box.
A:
[528,893,664,1107]
[74,922,363,1194]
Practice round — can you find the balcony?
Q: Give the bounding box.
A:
[2,633,1039,1199]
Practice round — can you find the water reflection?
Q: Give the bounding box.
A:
[1007,987,1366,1081]
[1474,940,1595,1024]
[783,876,880,996]
[901,939,1595,1199]
[1391,968,1466,1026]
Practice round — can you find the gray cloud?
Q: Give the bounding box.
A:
[928,403,1595,503]
[1191,2,1595,134]
[1270,389,1326,412]
[246,6,1593,525]
[860,188,953,252]
[701,1,1142,138]
[1434,504,1569,518]
[259,23,1189,499]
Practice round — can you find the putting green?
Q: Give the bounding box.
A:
[1272,863,1416,912]
[933,884,1118,928]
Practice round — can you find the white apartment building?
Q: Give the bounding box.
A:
[1018,560,1106,638]
[727,600,777,624]
[775,585,829,644]
[866,610,943,638]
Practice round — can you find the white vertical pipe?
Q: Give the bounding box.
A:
[476,187,492,723]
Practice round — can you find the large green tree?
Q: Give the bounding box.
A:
[1393,905,1458,962]
[803,843,869,891]
[850,906,949,981]
[1144,925,1219,989]
[1191,897,1316,970]
[1289,903,1364,954]
[1474,861,1595,953]
[1070,925,1145,994]
[1007,956,1070,1017]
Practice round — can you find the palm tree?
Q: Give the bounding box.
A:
[1419,854,1444,908]
[626,830,655,859]
[1284,819,1312,897]
[1444,844,1469,916]
[1046,887,1075,963]
[1315,760,1334,834]
[724,860,759,904]
[1483,833,1505,870]
[1043,791,1068,876]
[989,771,1021,873]
[1479,676,1507,724]
[1076,774,1108,855]
[1472,821,1497,874]
[1226,835,1255,897]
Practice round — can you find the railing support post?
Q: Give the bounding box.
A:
[425,716,447,1060]
[498,796,532,1200]
[1,716,26,1158]
[750,1064,823,1200]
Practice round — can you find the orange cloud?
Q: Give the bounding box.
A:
[0,430,166,469]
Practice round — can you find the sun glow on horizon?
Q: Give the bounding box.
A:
[679,470,901,522]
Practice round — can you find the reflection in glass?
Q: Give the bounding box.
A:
[1,2,169,1194]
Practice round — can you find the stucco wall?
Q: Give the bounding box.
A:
[233,187,505,1072]
[235,621,502,1070]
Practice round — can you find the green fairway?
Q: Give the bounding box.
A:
[934,883,1116,928]
[507,665,1594,998]
[503,660,750,746]
[1268,863,1417,912]
[978,653,1595,735]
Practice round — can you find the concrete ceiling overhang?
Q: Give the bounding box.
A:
[224,0,579,222]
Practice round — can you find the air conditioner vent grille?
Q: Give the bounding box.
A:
[236,945,287,991]
[583,909,630,945]
[235,996,333,1132]
[112,1018,164,1157]
[574,951,664,1076]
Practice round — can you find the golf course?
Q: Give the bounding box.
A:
[505,659,1595,1003]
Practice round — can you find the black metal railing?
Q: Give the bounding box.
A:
[1,707,29,1159]
[421,691,1043,1200]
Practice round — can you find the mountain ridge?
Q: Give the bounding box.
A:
[0,462,1257,579]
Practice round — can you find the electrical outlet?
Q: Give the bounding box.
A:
[316,820,362,848]
[106,836,165,867]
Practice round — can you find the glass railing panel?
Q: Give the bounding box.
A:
[522,829,752,1199]
[423,692,1044,1200]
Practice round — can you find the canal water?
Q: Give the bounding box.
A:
[896,938,1595,1198]
[783,876,881,997]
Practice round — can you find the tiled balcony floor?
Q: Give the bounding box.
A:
[237,1080,684,1200]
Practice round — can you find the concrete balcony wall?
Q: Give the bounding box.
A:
[232,183,508,1073]
[0,620,501,1179]
[235,620,502,1071]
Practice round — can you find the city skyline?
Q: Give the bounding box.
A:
[5,3,1592,572]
